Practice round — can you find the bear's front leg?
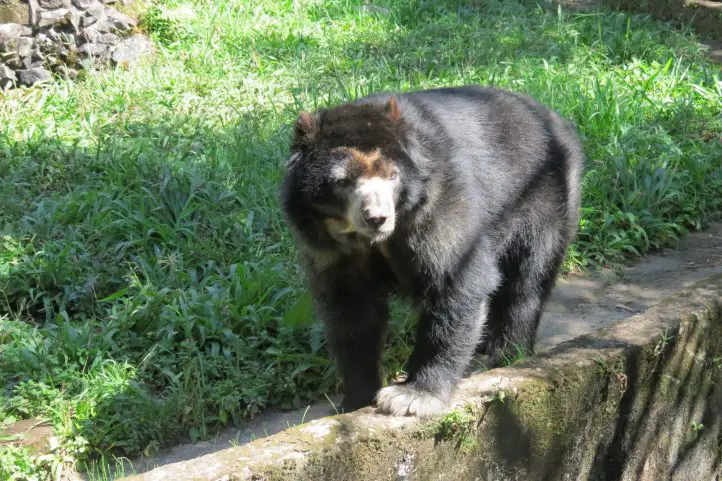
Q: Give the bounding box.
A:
[327,308,387,412]
[311,269,390,413]
[376,283,491,417]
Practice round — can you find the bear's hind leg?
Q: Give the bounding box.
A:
[483,232,566,367]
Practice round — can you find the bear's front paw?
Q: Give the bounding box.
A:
[375,384,449,417]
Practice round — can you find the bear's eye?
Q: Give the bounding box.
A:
[390,171,398,180]
[336,177,352,188]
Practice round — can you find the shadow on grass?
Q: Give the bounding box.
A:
[0,113,336,464]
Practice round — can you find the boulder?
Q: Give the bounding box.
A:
[0,23,31,53]
[17,36,33,57]
[72,0,97,8]
[18,66,52,85]
[0,63,16,82]
[38,0,67,8]
[105,6,136,29]
[0,0,31,24]
[37,8,70,28]
[111,34,152,66]
[0,22,32,39]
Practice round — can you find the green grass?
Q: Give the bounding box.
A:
[1,0,720,477]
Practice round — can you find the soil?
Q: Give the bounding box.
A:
[108,222,722,478]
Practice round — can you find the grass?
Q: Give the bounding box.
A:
[0,0,720,477]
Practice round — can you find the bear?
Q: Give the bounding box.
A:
[279,85,585,417]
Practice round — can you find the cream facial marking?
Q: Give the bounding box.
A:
[348,176,397,241]
[326,146,399,242]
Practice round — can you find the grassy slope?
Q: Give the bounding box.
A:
[1,0,720,476]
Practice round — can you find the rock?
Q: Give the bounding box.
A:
[17,36,33,57]
[81,14,97,27]
[0,23,32,39]
[0,418,54,453]
[37,8,70,28]
[85,3,106,21]
[105,7,136,30]
[33,32,52,49]
[57,64,77,78]
[38,0,65,8]
[67,7,81,32]
[0,0,31,24]
[18,66,52,84]
[81,18,113,38]
[28,0,40,25]
[0,23,31,53]
[0,0,145,88]
[111,34,152,66]
[0,38,17,54]
[45,28,62,42]
[58,46,74,60]
[72,0,96,8]
[95,32,119,45]
[77,41,106,56]
[0,63,16,82]
[1,52,21,69]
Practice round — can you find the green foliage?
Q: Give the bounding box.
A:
[0,0,720,477]
[437,404,479,452]
[0,445,50,481]
[438,406,474,435]
[500,343,532,367]
[139,3,194,46]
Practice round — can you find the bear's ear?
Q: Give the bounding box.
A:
[384,96,402,123]
[294,111,318,144]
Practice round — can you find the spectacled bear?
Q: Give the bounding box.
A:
[279,86,585,417]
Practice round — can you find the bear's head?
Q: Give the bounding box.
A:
[282,97,420,251]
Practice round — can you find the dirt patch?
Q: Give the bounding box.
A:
[0,417,54,453]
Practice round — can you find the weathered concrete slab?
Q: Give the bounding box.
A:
[122,274,722,481]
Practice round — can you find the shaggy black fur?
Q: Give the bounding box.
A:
[280,86,585,416]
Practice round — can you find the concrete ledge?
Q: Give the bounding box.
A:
[124,274,722,481]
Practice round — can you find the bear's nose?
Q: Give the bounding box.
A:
[364,213,387,229]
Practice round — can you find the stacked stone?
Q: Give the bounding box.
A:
[0,0,152,88]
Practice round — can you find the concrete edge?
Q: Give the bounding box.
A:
[121,273,722,481]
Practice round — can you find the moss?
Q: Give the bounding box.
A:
[433,404,481,453]
[437,405,477,440]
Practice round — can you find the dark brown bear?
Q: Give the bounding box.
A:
[280,86,585,417]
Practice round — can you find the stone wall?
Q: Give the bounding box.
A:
[0,0,151,88]
[121,275,722,481]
